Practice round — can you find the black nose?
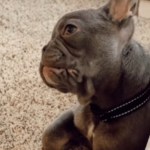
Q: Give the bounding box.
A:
[42,45,47,53]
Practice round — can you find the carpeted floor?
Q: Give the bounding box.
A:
[0,0,149,150]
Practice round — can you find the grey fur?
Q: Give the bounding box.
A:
[40,0,150,149]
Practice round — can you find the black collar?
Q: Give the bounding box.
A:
[90,83,150,122]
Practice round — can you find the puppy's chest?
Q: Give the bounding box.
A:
[74,104,150,150]
[74,105,96,141]
[74,105,113,141]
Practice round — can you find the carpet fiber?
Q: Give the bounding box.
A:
[0,0,150,149]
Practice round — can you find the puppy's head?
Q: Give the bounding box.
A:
[40,0,140,103]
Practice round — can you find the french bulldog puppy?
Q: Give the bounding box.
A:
[40,0,150,149]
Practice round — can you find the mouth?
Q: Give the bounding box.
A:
[40,63,82,93]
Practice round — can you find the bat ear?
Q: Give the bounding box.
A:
[107,0,140,22]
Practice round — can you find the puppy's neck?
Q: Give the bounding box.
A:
[93,40,150,109]
[120,41,150,99]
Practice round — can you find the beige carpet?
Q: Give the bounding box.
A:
[0,0,149,150]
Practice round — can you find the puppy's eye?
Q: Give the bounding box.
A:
[64,24,77,35]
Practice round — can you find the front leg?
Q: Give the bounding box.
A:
[42,110,92,150]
